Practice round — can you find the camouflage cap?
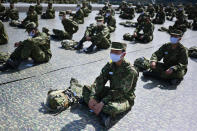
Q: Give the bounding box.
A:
[95,15,104,21]
[170,29,183,37]
[111,42,127,51]
[29,5,35,10]
[25,22,37,32]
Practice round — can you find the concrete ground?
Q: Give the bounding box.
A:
[0,8,197,131]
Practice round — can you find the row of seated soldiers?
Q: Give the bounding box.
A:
[0,1,92,27]
[0,0,97,4]
[117,1,197,31]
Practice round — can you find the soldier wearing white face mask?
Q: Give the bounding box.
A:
[73,4,84,24]
[143,29,188,85]
[74,15,111,53]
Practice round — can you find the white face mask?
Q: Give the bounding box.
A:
[97,22,103,26]
[110,53,122,62]
[170,37,179,44]
[106,13,110,17]
[29,31,35,37]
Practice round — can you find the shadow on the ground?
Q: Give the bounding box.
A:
[141,75,177,90]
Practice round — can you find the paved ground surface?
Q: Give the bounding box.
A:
[0,8,197,131]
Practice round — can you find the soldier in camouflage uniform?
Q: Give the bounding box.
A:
[0,20,8,45]
[18,5,38,28]
[0,22,52,71]
[165,4,176,21]
[51,12,78,40]
[3,2,19,21]
[99,2,109,16]
[41,2,55,19]
[146,4,155,18]
[152,6,165,24]
[74,16,111,53]
[104,9,116,33]
[0,1,6,21]
[123,16,154,43]
[72,4,84,24]
[143,30,188,85]
[119,3,135,20]
[81,1,90,17]
[34,0,43,15]
[135,3,144,13]
[81,42,139,127]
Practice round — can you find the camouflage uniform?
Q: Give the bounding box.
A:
[192,17,197,30]
[81,2,90,17]
[34,3,43,15]
[152,8,165,24]
[4,3,19,21]
[0,3,6,20]
[73,5,84,24]
[52,17,78,40]
[104,9,116,33]
[0,20,8,45]
[82,57,138,117]
[41,3,55,19]
[1,23,52,70]
[146,4,155,18]
[119,4,135,20]
[18,6,38,28]
[123,18,154,43]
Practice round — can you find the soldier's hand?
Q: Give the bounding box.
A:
[133,32,137,37]
[14,42,20,47]
[150,61,156,69]
[88,98,97,110]
[93,102,104,116]
[165,68,173,75]
[86,36,91,41]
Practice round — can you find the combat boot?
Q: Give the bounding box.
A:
[143,70,159,77]
[99,112,112,128]
[0,59,20,71]
[84,44,95,53]
[74,41,83,50]
[169,78,183,85]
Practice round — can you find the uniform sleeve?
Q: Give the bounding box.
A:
[150,44,166,62]
[171,48,188,71]
[98,26,110,38]
[89,63,110,99]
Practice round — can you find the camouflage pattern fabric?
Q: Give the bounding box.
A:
[10,32,52,63]
[9,20,21,27]
[150,42,188,79]
[152,9,166,24]
[119,21,136,27]
[188,46,197,58]
[41,7,55,19]
[0,20,8,45]
[104,15,116,33]
[134,57,150,71]
[0,52,10,64]
[44,78,83,114]
[61,40,78,50]
[82,60,139,117]
[19,10,38,28]
[5,7,19,20]
[73,9,84,24]
[34,4,43,15]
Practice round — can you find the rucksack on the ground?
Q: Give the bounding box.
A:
[134,57,150,71]
[188,46,197,58]
[61,40,78,50]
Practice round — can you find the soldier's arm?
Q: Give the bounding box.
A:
[171,48,188,71]
[89,63,111,100]
[150,44,166,62]
[96,26,109,38]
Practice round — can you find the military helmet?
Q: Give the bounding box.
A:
[111,42,127,51]
[25,22,37,32]
[45,90,69,111]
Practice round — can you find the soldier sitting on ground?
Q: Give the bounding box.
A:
[152,6,165,24]
[81,1,90,17]
[2,2,19,21]
[17,5,38,28]
[0,1,6,21]
[72,4,84,24]
[74,16,111,53]
[41,2,55,19]
[80,42,139,128]
[123,16,154,43]
[0,20,8,45]
[143,30,188,85]
[146,4,155,18]
[104,9,116,33]
[51,12,78,40]
[34,0,43,15]
[0,22,52,71]
[119,3,135,20]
